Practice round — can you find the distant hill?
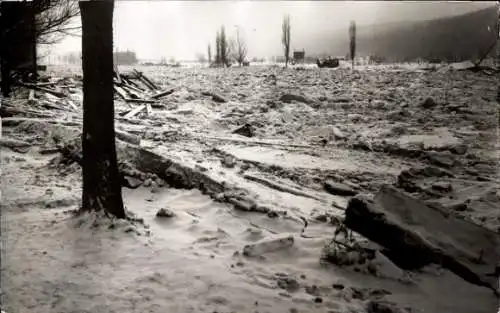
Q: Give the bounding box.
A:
[303,6,499,62]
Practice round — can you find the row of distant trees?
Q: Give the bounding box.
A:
[202,25,248,67]
[198,14,359,69]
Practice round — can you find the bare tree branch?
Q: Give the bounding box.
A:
[234,27,248,66]
[1,0,80,46]
[35,0,80,45]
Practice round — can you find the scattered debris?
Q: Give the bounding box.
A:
[330,126,346,140]
[317,58,340,68]
[3,63,497,313]
[244,174,322,200]
[0,137,31,153]
[151,88,175,99]
[232,123,255,137]
[115,129,141,145]
[367,300,407,313]
[227,197,256,212]
[243,235,294,257]
[421,97,438,109]
[123,104,146,119]
[275,273,301,292]
[221,155,236,168]
[425,151,456,168]
[431,181,452,193]
[279,93,312,104]
[28,89,35,104]
[17,82,66,98]
[324,180,358,196]
[114,86,128,99]
[156,208,175,218]
[202,91,227,103]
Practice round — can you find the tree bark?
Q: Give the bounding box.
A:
[80,0,125,218]
[1,58,12,97]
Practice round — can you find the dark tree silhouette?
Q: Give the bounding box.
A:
[79,0,125,218]
[208,43,212,64]
[349,20,356,69]
[220,25,229,66]
[1,1,36,96]
[215,31,221,64]
[0,0,79,96]
[282,14,291,68]
[214,25,231,67]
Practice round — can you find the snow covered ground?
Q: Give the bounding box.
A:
[1,64,498,313]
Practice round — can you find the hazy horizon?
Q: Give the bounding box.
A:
[44,1,496,61]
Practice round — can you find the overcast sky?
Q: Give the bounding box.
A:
[51,1,495,61]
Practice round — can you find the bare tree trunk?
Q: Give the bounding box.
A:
[208,44,212,64]
[30,7,37,80]
[282,14,291,68]
[349,21,356,70]
[79,0,125,218]
[1,58,12,97]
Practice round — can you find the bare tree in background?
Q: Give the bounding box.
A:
[215,31,221,65]
[234,27,248,66]
[80,0,125,218]
[208,43,212,64]
[282,14,291,68]
[220,25,229,67]
[227,37,235,66]
[349,20,356,70]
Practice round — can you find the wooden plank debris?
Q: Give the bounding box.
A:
[41,100,65,111]
[151,88,175,99]
[114,86,128,99]
[124,98,158,104]
[145,103,153,116]
[28,90,35,104]
[66,99,78,111]
[18,82,65,98]
[122,76,145,91]
[123,104,146,119]
[133,69,158,90]
[115,129,141,145]
[120,85,142,99]
[138,75,157,91]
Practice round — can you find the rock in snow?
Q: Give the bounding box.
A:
[156,208,175,218]
[344,185,500,292]
[367,300,407,313]
[324,180,358,196]
[421,97,438,109]
[279,93,312,104]
[232,123,255,137]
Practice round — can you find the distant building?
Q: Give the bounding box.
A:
[114,50,138,65]
[293,50,305,63]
